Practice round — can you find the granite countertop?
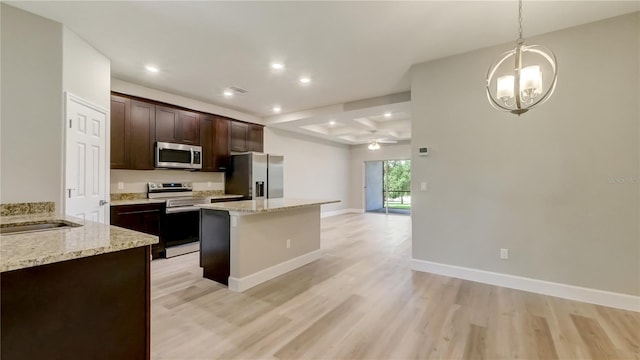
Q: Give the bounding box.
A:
[110,198,166,206]
[110,194,244,206]
[0,213,158,272]
[197,198,340,215]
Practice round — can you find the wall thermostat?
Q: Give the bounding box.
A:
[418,147,429,156]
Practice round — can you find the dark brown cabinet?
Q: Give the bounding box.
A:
[201,115,231,172]
[230,121,248,152]
[200,114,215,171]
[111,203,165,259]
[110,92,262,172]
[248,124,264,152]
[213,117,231,171]
[110,95,155,170]
[155,106,200,145]
[180,110,200,145]
[110,95,130,169]
[1,246,150,360]
[230,121,264,152]
[130,100,156,170]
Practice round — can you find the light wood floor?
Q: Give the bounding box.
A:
[151,213,639,359]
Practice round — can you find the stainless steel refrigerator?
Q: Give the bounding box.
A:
[225,152,284,200]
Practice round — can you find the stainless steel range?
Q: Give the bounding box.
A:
[148,182,208,257]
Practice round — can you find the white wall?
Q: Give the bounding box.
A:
[264,128,350,213]
[0,5,112,212]
[411,13,639,296]
[62,28,111,111]
[111,79,261,124]
[1,4,64,209]
[349,142,411,210]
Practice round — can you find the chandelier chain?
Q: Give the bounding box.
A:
[517,0,524,44]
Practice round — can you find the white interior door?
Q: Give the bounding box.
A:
[65,93,109,223]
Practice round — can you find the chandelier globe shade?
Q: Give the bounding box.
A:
[486,0,558,115]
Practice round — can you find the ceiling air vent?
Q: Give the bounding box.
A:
[229,86,248,94]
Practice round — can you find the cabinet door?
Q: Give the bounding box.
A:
[155,106,179,143]
[179,110,200,145]
[230,121,248,152]
[110,95,130,169]
[247,124,264,152]
[199,114,215,172]
[214,117,231,171]
[110,204,164,258]
[129,100,156,170]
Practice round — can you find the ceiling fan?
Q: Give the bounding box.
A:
[367,130,396,151]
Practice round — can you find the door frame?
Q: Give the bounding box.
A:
[63,92,110,222]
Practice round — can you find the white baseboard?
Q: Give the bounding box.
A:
[228,249,322,292]
[321,208,364,218]
[411,258,640,312]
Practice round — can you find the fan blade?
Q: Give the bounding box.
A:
[377,139,397,144]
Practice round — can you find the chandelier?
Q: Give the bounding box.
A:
[486,0,558,115]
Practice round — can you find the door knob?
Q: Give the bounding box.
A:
[99,200,109,206]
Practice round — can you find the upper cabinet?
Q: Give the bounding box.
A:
[230,122,264,153]
[110,92,262,171]
[200,115,231,172]
[110,95,130,169]
[230,121,248,152]
[247,124,264,152]
[155,107,200,145]
[213,118,231,171]
[129,100,156,170]
[110,95,155,170]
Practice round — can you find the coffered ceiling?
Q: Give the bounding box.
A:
[8,1,639,145]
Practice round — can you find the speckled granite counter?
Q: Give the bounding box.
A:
[110,198,166,206]
[197,198,340,216]
[1,213,158,272]
[110,194,243,206]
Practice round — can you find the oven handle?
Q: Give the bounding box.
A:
[166,207,201,214]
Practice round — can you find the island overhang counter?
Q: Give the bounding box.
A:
[197,198,339,291]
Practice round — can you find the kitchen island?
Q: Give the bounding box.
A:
[198,198,339,291]
[1,210,157,360]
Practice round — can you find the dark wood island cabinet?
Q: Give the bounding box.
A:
[0,214,157,360]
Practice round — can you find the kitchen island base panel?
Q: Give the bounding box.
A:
[1,246,150,360]
[231,205,321,280]
[200,204,323,291]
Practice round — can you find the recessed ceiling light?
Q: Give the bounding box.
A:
[271,63,285,70]
[272,106,282,113]
[145,65,159,73]
[384,112,392,118]
[223,90,234,98]
[299,77,311,84]
[329,120,336,126]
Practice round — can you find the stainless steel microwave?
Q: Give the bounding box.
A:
[155,142,202,170]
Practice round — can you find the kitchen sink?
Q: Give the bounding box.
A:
[0,220,82,235]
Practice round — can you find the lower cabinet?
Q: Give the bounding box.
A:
[111,203,166,259]
[1,247,150,360]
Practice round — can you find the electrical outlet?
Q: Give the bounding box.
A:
[500,248,509,260]
[286,239,291,249]
[207,181,213,188]
[420,182,428,191]
[117,182,124,190]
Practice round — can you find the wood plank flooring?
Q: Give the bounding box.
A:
[151,213,639,359]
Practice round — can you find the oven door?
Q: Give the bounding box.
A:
[162,207,200,257]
